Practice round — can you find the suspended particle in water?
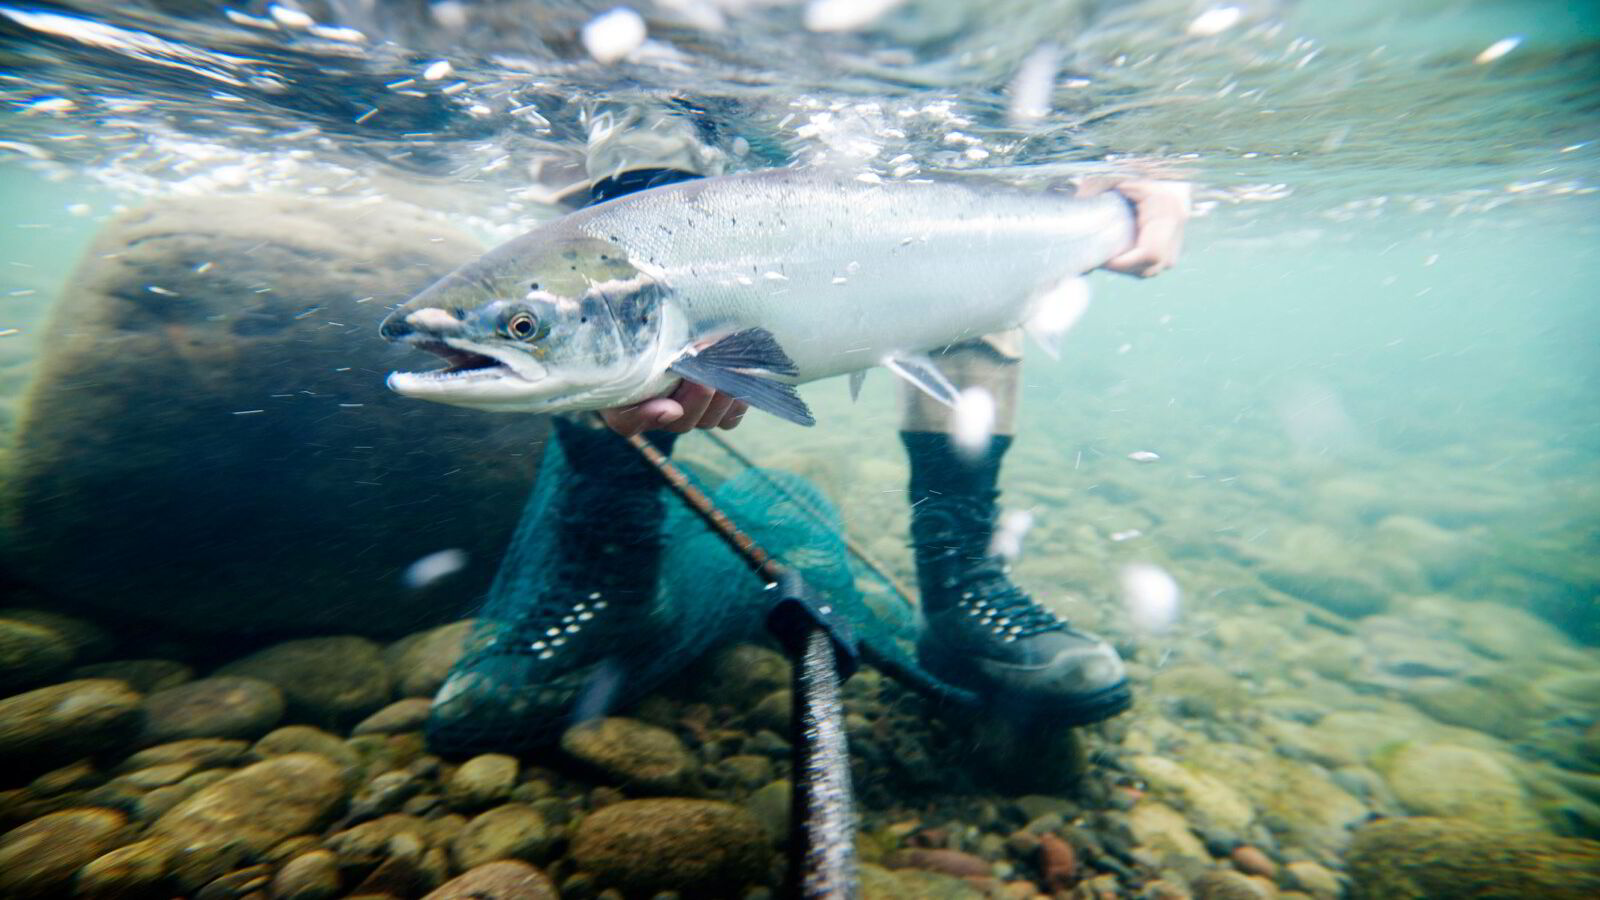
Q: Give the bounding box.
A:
[1121,563,1180,633]
[422,59,454,81]
[1008,43,1060,126]
[581,8,647,65]
[1026,277,1090,351]
[27,97,74,115]
[1127,450,1161,463]
[430,1,469,30]
[987,509,1035,561]
[402,549,468,589]
[1188,7,1242,37]
[952,386,996,459]
[268,4,315,29]
[1474,36,1521,65]
[805,0,907,32]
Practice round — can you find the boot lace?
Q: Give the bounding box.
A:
[954,556,1066,639]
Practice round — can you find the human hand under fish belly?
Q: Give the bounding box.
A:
[379,172,1190,432]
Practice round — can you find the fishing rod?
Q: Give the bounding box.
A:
[624,431,861,900]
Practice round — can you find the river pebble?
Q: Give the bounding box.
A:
[0,807,128,898]
[140,676,285,743]
[422,860,558,900]
[570,798,771,895]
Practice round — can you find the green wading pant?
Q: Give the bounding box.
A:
[899,330,1023,437]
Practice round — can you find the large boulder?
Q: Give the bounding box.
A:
[1346,816,1600,899]
[0,679,144,781]
[570,798,772,895]
[0,807,129,899]
[150,752,349,889]
[0,195,545,639]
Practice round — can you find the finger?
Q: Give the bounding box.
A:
[601,403,650,437]
[1075,175,1119,198]
[697,391,737,430]
[717,401,749,430]
[1108,208,1183,276]
[664,381,714,433]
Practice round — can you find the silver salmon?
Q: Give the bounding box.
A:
[381,169,1135,425]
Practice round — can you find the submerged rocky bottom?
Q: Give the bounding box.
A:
[2,600,1599,900]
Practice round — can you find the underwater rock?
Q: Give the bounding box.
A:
[150,752,348,889]
[1037,832,1078,890]
[1128,755,1254,835]
[1399,675,1544,740]
[323,813,426,865]
[1184,742,1368,857]
[1229,844,1276,878]
[885,847,992,878]
[451,804,556,869]
[1374,741,1544,830]
[569,798,772,895]
[1257,566,1389,618]
[744,778,791,840]
[1456,601,1590,665]
[0,616,74,691]
[446,754,519,810]
[345,771,425,825]
[270,849,342,900]
[719,753,774,790]
[140,675,285,743]
[73,658,194,694]
[1372,515,1479,587]
[1192,869,1274,900]
[76,836,174,899]
[0,807,128,898]
[254,725,363,779]
[560,717,697,794]
[385,620,481,699]
[1151,663,1249,719]
[697,643,792,707]
[749,688,793,733]
[1126,801,1210,867]
[1345,816,1600,899]
[858,862,987,899]
[353,698,433,736]
[422,860,558,900]
[0,679,144,781]
[1283,860,1343,900]
[217,636,391,729]
[0,608,114,663]
[0,195,544,641]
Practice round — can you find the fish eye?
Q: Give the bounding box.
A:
[505,311,539,340]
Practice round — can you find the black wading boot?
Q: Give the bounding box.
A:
[903,431,1131,724]
[426,417,680,753]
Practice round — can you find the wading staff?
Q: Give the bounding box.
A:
[624,431,861,900]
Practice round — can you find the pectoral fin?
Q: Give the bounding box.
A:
[884,353,959,407]
[669,328,815,426]
[1024,276,1091,359]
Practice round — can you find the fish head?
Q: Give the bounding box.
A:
[381,234,671,413]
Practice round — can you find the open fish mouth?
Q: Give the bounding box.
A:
[400,339,519,382]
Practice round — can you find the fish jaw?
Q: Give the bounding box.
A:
[384,335,557,412]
